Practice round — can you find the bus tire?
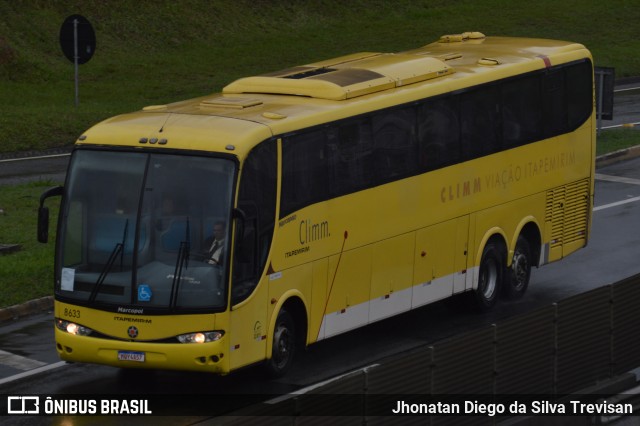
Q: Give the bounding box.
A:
[264,309,296,378]
[472,241,504,311]
[504,235,532,299]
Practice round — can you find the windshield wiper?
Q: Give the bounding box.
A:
[90,219,128,302]
[169,217,190,310]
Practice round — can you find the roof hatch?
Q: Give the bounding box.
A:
[200,97,263,109]
[223,53,454,100]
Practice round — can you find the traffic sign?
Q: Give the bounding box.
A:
[59,15,95,64]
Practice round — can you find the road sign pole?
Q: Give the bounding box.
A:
[73,18,79,107]
[60,14,95,106]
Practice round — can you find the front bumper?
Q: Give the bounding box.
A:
[55,328,230,374]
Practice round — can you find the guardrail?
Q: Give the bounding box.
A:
[220,273,640,424]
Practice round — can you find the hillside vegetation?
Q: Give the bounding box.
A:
[1,0,639,153]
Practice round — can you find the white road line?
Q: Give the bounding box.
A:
[0,153,70,163]
[0,350,46,371]
[600,122,640,129]
[265,363,380,405]
[0,361,67,386]
[594,196,640,212]
[596,173,640,186]
[614,87,640,93]
[594,174,640,211]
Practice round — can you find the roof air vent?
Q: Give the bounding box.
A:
[439,31,486,43]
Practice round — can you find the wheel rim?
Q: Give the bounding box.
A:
[480,258,498,300]
[512,249,529,291]
[272,322,292,370]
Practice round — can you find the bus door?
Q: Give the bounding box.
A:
[227,139,278,370]
[227,206,270,371]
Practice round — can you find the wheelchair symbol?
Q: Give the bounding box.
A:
[138,284,152,302]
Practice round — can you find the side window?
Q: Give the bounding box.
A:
[417,96,460,170]
[460,85,501,160]
[281,130,330,218]
[502,74,542,148]
[566,60,593,129]
[543,69,568,137]
[328,118,374,196]
[233,140,277,305]
[372,107,418,183]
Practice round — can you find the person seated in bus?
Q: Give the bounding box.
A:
[205,221,226,265]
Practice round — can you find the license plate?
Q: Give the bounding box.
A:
[117,351,145,362]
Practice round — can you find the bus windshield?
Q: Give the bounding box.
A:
[56,149,235,312]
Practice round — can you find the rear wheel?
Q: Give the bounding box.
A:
[504,236,532,299]
[264,309,296,378]
[471,241,504,311]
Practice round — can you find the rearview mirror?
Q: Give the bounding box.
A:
[37,186,64,243]
[37,206,50,243]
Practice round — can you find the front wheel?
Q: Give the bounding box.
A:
[503,236,532,299]
[264,309,296,378]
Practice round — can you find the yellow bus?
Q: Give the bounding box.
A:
[39,32,594,377]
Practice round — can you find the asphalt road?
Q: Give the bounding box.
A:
[603,81,640,129]
[0,151,70,186]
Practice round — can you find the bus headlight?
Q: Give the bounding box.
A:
[177,331,224,344]
[56,319,93,336]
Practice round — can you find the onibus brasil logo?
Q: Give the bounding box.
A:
[6,396,152,415]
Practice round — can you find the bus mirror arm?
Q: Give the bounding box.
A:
[38,186,64,243]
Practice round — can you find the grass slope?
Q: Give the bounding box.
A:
[0,181,59,307]
[1,1,640,153]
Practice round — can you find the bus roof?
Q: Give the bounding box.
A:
[78,32,590,160]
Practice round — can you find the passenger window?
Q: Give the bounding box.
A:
[372,107,418,182]
[460,85,501,160]
[328,118,374,195]
[502,74,542,148]
[566,61,593,129]
[418,97,460,170]
[281,130,330,218]
[543,70,568,137]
